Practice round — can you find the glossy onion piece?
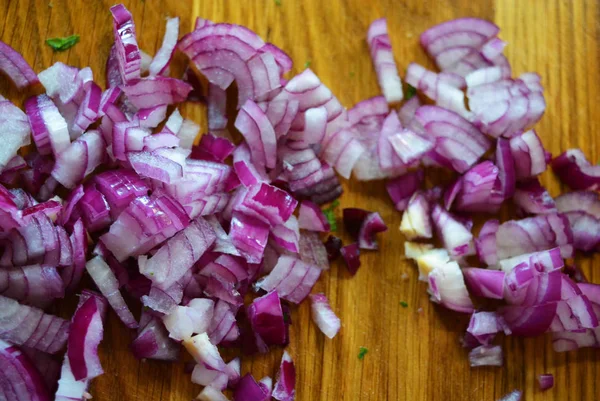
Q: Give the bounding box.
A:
[100,192,189,261]
[233,142,268,187]
[131,311,180,361]
[60,219,88,293]
[0,295,70,354]
[356,211,387,250]
[466,311,506,345]
[184,332,234,381]
[192,133,236,163]
[256,255,321,304]
[552,148,600,190]
[259,99,299,139]
[272,351,296,401]
[0,95,31,171]
[386,120,433,165]
[385,170,424,211]
[538,374,554,391]
[25,94,70,156]
[513,178,556,215]
[309,293,341,339]
[367,18,403,103]
[128,150,184,183]
[85,256,138,329]
[234,99,277,169]
[555,191,600,251]
[270,215,300,253]
[207,84,228,131]
[405,63,469,118]
[208,299,240,346]
[400,192,432,240]
[0,214,59,267]
[234,374,271,401]
[509,130,547,179]
[196,386,229,401]
[121,76,193,109]
[51,130,106,189]
[414,105,490,173]
[298,200,330,232]
[428,260,474,313]
[0,339,50,401]
[0,40,40,88]
[163,298,214,341]
[468,345,503,367]
[0,264,64,308]
[431,205,474,259]
[93,170,149,218]
[462,268,505,300]
[454,161,503,213]
[149,17,179,76]
[495,137,516,199]
[495,213,574,261]
[139,217,216,289]
[420,17,499,57]
[67,291,107,381]
[110,4,141,83]
[229,212,270,263]
[247,290,287,349]
[341,243,361,275]
[234,183,298,227]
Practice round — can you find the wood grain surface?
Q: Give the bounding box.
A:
[1,0,600,400]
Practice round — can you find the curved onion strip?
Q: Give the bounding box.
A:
[149,17,180,76]
[0,95,30,171]
[552,148,600,190]
[256,255,321,304]
[309,293,341,339]
[110,4,141,83]
[0,339,50,401]
[367,18,403,103]
[0,40,39,88]
[25,94,70,156]
[272,351,296,401]
[298,201,330,232]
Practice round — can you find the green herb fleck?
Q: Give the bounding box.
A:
[404,84,417,100]
[322,200,340,232]
[149,272,154,276]
[48,1,53,8]
[275,0,282,5]
[358,347,368,360]
[349,71,355,78]
[304,60,311,69]
[400,301,409,308]
[46,35,80,52]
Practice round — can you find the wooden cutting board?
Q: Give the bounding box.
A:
[1,0,599,400]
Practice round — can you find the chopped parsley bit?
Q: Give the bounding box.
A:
[322,200,340,232]
[149,272,154,276]
[275,0,282,5]
[358,347,368,360]
[400,301,409,308]
[404,84,417,100]
[46,35,80,52]
[349,71,355,78]
[304,60,311,69]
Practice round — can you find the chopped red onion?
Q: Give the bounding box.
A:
[193,134,236,163]
[247,290,287,349]
[463,268,505,300]
[51,130,106,189]
[272,351,296,401]
[122,76,192,109]
[255,255,321,304]
[230,212,270,263]
[131,312,180,361]
[497,390,522,401]
[428,260,474,313]
[454,161,504,213]
[0,339,51,401]
[509,130,547,179]
[163,298,214,341]
[298,201,330,232]
[110,4,141,83]
[468,345,503,367]
[149,17,179,76]
[196,386,229,401]
[235,99,277,169]
[357,211,387,250]
[309,293,341,338]
[340,243,361,275]
[85,256,138,329]
[0,295,70,354]
[0,95,31,171]
[367,18,403,103]
[432,205,474,259]
[234,374,271,401]
[552,148,600,190]
[467,311,507,346]
[207,299,240,346]
[298,231,329,270]
[25,94,71,157]
[385,170,424,211]
[513,178,556,215]
[555,191,600,251]
[270,216,300,253]
[400,192,431,240]
[538,373,554,391]
[0,40,39,88]
[0,264,64,308]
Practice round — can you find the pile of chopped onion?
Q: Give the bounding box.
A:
[0,4,596,400]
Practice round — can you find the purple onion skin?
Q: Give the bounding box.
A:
[325,236,343,261]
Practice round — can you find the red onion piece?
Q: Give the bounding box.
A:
[0,40,39,88]
[110,4,141,83]
[497,390,522,401]
[93,170,149,219]
[555,191,600,251]
[230,212,270,263]
[193,134,236,163]
[0,339,50,401]
[298,201,330,232]
[415,105,490,173]
[67,291,107,381]
[428,260,474,313]
[509,130,547,179]
[25,94,71,157]
[513,178,556,215]
[367,18,403,103]
[0,95,31,171]
[324,236,342,261]
[272,351,296,401]
[149,17,179,76]
[207,83,228,131]
[20,346,61,394]
[128,150,183,183]
[298,231,329,270]
[0,295,70,354]
[234,374,271,401]
[234,183,298,227]
[51,130,106,189]
[184,332,234,381]
[340,243,361,275]
[139,217,216,290]
[207,299,240,346]
[256,255,321,304]
[405,63,470,117]
[432,205,474,259]
[400,192,432,240]
[309,293,341,339]
[122,76,192,109]
[468,345,503,367]
[537,374,554,391]
[136,105,167,128]
[463,268,505,299]
[233,142,268,187]
[163,298,214,341]
[131,312,180,361]
[495,137,516,199]
[235,99,277,169]
[420,18,499,54]
[551,148,600,190]
[0,265,64,308]
[454,161,503,213]
[386,170,424,211]
[85,256,138,329]
[260,99,299,139]
[196,386,229,401]
[357,211,388,250]
[270,216,300,253]
[386,120,433,166]
[247,290,287,349]
[466,311,507,346]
